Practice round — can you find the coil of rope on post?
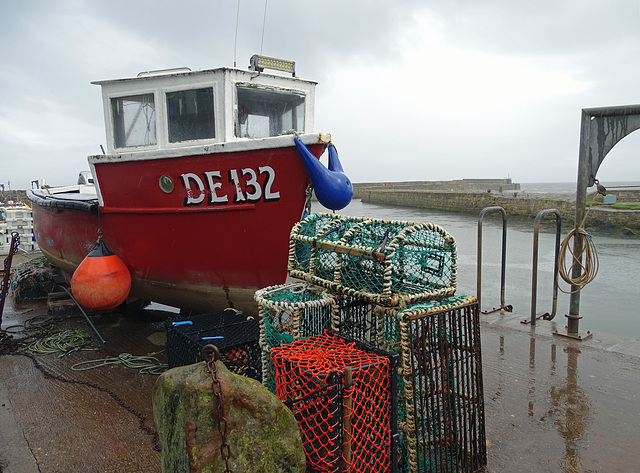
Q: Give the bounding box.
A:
[558,180,603,293]
[558,227,599,293]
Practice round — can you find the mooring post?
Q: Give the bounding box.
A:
[566,109,591,337]
[561,105,640,340]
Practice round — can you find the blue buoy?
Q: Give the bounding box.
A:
[294,137,353,211]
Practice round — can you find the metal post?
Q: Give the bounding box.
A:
[567,110,591,336]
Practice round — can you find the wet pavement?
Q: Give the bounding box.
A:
[480,313,639,473]
[1,254,639,473]
[1,255,164,473]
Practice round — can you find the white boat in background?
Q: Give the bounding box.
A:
[0,202,39,255]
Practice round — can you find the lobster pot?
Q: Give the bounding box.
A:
[255,282,338,393]
[288,213,457,307]
[334,294,379,344]
[272,331,399,473]
[395,296,486,473]
[333,298,410,472]
[164,309,261,381]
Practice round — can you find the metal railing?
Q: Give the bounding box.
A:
[477,207,511,314]
[477,206,566,332]
[526,209,561,325]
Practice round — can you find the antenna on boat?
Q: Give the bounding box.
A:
[260,0,268,54]
[234,0,241,67]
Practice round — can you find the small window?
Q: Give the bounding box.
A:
[111,94,157,148]
[167,88,215,142]
[236,86,305,139]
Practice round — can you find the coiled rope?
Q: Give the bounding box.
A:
[26,329,94,356]
[71,352,167,375]
[558,203,599,293]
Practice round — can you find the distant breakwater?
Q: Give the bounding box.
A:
[353,180,640,234]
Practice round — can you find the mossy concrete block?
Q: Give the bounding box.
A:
[153,361,306,473]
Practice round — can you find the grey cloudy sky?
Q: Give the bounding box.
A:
[2,0,640,190]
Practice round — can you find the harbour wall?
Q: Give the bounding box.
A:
[353,181,640,234]
[353,178,521,194]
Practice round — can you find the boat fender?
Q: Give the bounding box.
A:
[294,137,353,211]
[71,239,132,310]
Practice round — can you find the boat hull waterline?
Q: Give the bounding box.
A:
[30,139,327,314]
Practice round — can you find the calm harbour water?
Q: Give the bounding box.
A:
[312,181,640,340]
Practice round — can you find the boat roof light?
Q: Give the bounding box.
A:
[249,55,296,76]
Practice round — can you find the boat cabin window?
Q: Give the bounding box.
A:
[111,94,157,148]
[166,88,215,142]
[236,86,305,139]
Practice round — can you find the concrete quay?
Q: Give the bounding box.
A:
[1,254,639,472]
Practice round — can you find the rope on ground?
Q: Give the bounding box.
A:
[558,202,600,294]
[26,329,94,357]
[3,314,57,337]
[71,352,168,375]
[0,330,13,344]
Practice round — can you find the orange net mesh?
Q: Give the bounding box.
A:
[271,331,397,473]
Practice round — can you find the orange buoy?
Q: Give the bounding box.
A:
[71,239,131,310]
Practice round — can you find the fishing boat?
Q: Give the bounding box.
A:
[27,56,352,313]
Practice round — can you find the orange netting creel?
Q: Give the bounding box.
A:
[271,331,398,473]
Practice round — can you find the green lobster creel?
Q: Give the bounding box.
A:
[287,213,458,307]
[254,282,338,393]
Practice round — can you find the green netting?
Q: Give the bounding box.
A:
[291,213,364,281]
[397,294,478,316]
[331,294,483,473]
[397,295,485,473]
[254,282,338,393]
[288,213,457,307]
[253,284,484,471]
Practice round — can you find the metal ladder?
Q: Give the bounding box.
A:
[477,207,510,314]
[525,209,561,325]
[477,207,562,322]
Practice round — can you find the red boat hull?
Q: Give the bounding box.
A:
[32,141,325,314]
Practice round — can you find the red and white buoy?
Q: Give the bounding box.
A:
[71,239,131,310]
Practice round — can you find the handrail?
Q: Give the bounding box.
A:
[477,206,510,313]
[136,67,193,77]
[528,209,561,325]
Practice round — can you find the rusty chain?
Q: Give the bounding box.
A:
[0,232,20,327]
[202,344,232,472]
